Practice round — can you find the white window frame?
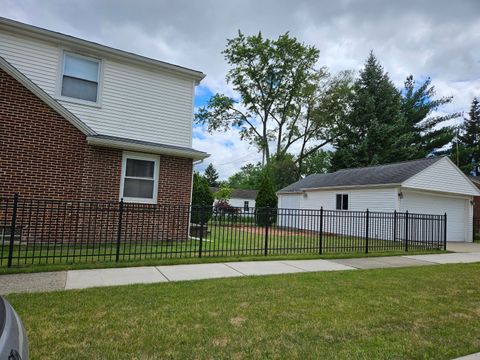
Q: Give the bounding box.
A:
[56,50,103,107]
[336,193,349,210]
[119,152,160,204]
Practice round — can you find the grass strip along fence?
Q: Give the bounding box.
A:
[0,194,447,267]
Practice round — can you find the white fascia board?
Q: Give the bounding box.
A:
[87,136,210,161]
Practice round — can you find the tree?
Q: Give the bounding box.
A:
[255,174,278,226]
[214,183,233,201]
[264,153,299,191]
[203,163,219,186]
[227,163,264,189]
[330,52,409,170]
[401,75,457,158]
[191,172,215,224]
[454,98,480,175]
[195,31,332,165]
[300,149,331,177]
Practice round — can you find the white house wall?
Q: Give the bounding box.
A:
[277,188,398,241]
[400,190,471,242]
[0,30,195,148]
[403,157,480,196]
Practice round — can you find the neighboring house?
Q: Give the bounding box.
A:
[211,188,258,212]
[277,157,480,242]
[0,17,208,205]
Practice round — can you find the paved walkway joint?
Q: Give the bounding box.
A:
[1,251,479,294]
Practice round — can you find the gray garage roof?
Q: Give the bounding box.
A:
[279,157,443,193]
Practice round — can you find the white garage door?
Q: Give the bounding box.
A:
[400,191,470,242]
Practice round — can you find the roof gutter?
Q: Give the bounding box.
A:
[87,136,210,161]
[277,183,403,195]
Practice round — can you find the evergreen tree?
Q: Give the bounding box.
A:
[330,52,408,170]
[264,153,299,191]
[401,75,457,158]
[455,98,480,175]
[255,175,278,226]
[203,163,219,186]
[191,173,215,224]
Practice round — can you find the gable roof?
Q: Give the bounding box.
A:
[1,55,210,160]
[279,157,443,193]
[0,17,205,83]
[210,188,258,200]
[0,55,95,135]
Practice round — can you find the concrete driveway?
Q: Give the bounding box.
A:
[447,242,480,253]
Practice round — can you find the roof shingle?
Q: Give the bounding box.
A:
[279,157,443,193]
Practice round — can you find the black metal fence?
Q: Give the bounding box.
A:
[0,194,447,267]
[473,217,480,242]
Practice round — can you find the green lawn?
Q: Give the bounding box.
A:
[7,263,480,359]
[1,224,440,270]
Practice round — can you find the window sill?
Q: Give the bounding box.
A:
[56,96,102,109]
[122,197,157,205]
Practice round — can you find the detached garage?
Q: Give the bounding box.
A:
[278,157,480,242]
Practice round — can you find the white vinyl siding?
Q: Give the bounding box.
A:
[0,30,194,148]
[400,191,471,242]
[403,157,480,196]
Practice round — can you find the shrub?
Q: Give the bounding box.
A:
[191,173,214,224]
[255,174,278,226]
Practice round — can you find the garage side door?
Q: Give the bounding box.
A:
[400,191,468,242]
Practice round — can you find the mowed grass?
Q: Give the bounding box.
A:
[0,225,439,272]
[7,263,480,360]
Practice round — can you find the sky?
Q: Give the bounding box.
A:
[2,0,479,179]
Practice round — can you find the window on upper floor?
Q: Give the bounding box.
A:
[120,152,159,204]
[60,53,101,103]
[336,194,348,210]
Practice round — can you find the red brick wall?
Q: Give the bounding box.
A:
[0,67,193,205]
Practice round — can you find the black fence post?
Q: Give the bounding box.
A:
[365,209,369,254]
[319,207,323,255]
[393,210,397,242]
[443,212,447,251]
[198,206,204,258]
[264,207,270,256]
[115,199,124,262]
[405,210,409,252]
[7,193,19,268]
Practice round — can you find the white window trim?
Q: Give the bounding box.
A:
[55,50,104,107]
[119,152,160,204]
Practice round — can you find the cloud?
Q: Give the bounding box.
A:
[2,0,479,178]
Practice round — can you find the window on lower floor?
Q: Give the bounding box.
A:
[336,194,348,210]
[120,153,159,204]
[244,201,249,211]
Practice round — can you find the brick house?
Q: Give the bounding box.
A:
[0,17,208,203]
[0,18,208,246]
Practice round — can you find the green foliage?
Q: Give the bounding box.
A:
[264,153,299,191]
[191,173,214,224]
[227,163,264,190]
[300,149,331,177]
[330,52,408,170]
[255,175,278,226]
[453,98,480,175]
[203,163,219,187]
[401,75,457,159]
[195,31,330,163]
[214,183,233,201]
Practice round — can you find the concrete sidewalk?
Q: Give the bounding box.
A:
[1,251,480,294]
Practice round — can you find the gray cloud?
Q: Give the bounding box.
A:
[2,0,479,177]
